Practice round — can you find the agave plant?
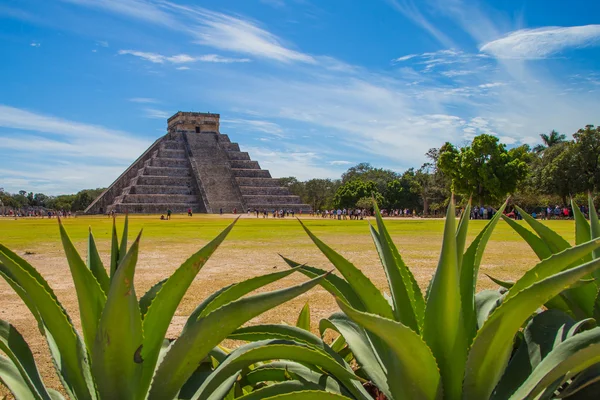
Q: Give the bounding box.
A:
[281,198,600,399]
[0,217,364,399]
[489,194,600,398]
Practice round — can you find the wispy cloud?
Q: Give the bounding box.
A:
[222,118,285,137]
[0,105,151,193]
[481,25,600,59]
[143,108,171,119]
[30,42,40,47]
[393,54,418,62]
[118,49,251,64]
[65,0,315,64]
[129,97,158,103]
[329,160,352,166]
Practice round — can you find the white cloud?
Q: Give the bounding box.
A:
[65,0,314,64]
[222,118,285,137]
[393,54,418,62]
[118,49,251,64]
[481,25,600,59]
[176,66,190,70]
[30,42,40,47]
[478,82,505,88]
[96,40,109,47]
[329,160,352,166]
[129,97,158,103]
[0,105,152,193]
[143,108,171,119]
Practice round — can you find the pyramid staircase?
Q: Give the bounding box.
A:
[85,111,311,214]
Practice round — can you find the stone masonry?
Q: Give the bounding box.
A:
[85,112,311,214]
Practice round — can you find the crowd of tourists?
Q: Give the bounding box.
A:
[1,208,72,218]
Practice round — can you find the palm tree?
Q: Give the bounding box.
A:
[534,129,566,153]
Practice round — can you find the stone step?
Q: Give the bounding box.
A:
[245,203,312,212]
[159,149,186,159]
[111,203,201,214]
[123,194,198,204]
[231,169,271,178]
[136,175,193,186]
[229,160,260,169]
[239,186,291,195]
[144,166,190,177]
[226,151,251,161]
[151,158,189,168]
[218,134,231,143]
[236,177,282,187]
[161,141,184,150]
[130,185,194,195]
[243,195,304,205]
[220,142,240,152]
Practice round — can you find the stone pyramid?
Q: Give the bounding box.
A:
[85,112,311,214]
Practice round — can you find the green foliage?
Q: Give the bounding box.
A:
[333,180,379,209]
[0,217,355,399]
[281,178,340,210]
[287,197,600,399]
[341,163,398,194]
[439,134,529,206]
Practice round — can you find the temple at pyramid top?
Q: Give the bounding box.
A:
[85,112,311,214]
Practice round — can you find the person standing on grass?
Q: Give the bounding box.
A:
[167,209,172,220]
[188,208,193,217]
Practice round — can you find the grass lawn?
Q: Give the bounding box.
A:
[0,213,576,395]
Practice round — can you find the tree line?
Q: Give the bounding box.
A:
[0,188,105,212]
[283,124,600,213]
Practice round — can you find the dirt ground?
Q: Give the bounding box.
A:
[0,214,573,396]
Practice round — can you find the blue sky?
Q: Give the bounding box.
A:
[1,0,599,194]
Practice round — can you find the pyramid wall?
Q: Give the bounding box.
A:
[85,112,311,214]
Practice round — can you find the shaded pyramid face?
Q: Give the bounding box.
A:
[85,112,311,214]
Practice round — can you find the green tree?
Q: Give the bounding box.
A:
[342,163,398,193]
[572,124,600,192]
[438,134,528,206]
[533,129,567,153]
[333,180,379,208]
[303,178,339,210]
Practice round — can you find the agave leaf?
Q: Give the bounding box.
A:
[492,309,577,399]
[589,195,600,275]
[281,257,364,310]
[369,224,419,331]
[177,362,214,400]
[235,381,331,400]
[486,274,514,289]
[501,215,553,260]
[139,278,167,318]
[194,340,362,400]
[92,231,143,399]
[510,327,600,399]
[505,239,600,302]
[110,216,119,278]
[0,319,51,400]
[204,371,241,400]
[0,248,94,400]
[329,334,346,353]
[462,201,507,343]
[296,302,311,331]
[319,313,391,399]
[423,199,466,400]
[474,290,503,329]
[515,206,571,253]
[372,201,425,330]
[198,267,300,319]
[464,257,600,399]
[58,219,107,352]
[119,214,129,265]
[572,198,592,248]
[337,299,441,400]
[556,364,600,398]
[456,200,472,270]
[241,361,349,395]
[87,228,110,294]
[138,219,237,397]
[148,274,327,400]
[257,392,353,400]
[297,220,395,320]
[0,355,39,400]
